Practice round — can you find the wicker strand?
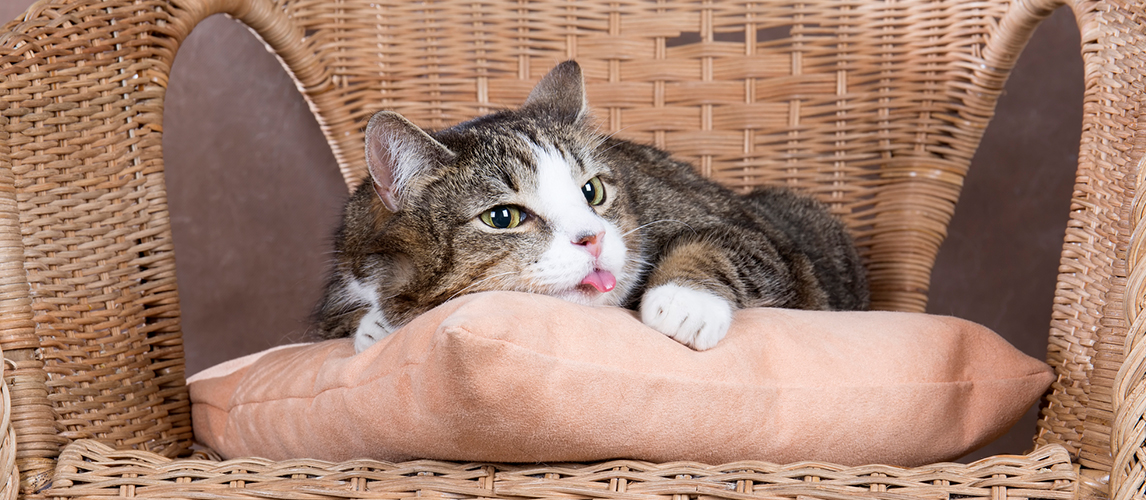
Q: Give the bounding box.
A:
[0,361,17,500]
[982,0,1066,74]
[216,0,1031,315]
[1054,1,1146,498]
[1033,2,1146,487]
[0,0,197,466]
[0,51,59,492]
[1112,154,1146,500]
[45,439,1077,500]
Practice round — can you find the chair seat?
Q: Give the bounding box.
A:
[48,440,1077,500]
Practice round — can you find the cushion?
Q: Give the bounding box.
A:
[189,291,1054,466]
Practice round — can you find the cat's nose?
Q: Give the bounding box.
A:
[573,231,605,257]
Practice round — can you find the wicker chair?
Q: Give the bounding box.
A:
[0,0,1141,498]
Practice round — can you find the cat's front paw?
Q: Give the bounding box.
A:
[640,284,733,350]
[353,308,395,352]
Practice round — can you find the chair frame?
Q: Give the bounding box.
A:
[0,0,1143,499]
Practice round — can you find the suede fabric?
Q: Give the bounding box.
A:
[189,291,1053,466]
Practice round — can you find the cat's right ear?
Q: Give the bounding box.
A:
[521,60,589,124]
[364,111,455,212]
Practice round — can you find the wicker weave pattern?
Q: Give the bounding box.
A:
[0,0,1060,469]
[0,71,51,494]
[0,358,19,500]
[1,0,1144,498]
[1116,157,1146,500]
[1030,5,1146,500]
[0,0,194,488]
[275,0,1032,315]
[1081,3,1146,499]
[47,439,1076,500]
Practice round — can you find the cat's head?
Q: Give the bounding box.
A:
[349,61,643,324]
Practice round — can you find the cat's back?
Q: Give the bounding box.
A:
[597,136,869,311]
[597,138,749,220]
[744,187,870,310]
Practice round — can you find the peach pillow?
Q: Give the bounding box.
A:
[189,291,1053,466]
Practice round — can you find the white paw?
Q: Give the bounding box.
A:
[353,308,394,353]
[640,284,733,350]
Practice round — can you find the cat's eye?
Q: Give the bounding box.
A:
[480,205,527,229]
[582,176,606,206]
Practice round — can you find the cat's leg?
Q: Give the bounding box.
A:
[313,275,398,352]
[639,239,742,350]
[641,283,733,350]
[353,306,395,352]
[639,231,828,349]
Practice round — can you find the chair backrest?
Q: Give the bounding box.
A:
[1,0,1143,498]
[265,0,1030,316]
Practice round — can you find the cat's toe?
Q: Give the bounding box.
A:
[353,308,394,353]
[640,283,732,350]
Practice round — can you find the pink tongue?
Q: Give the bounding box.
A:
[580,270,616,293]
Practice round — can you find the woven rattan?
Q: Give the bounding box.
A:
[0,0,1142,498]
[47,439,1077,500]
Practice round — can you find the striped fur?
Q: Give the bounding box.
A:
[313,61,868,351]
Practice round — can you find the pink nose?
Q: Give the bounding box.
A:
[573,231,605,257]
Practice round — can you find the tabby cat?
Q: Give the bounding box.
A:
[314,60,869,352]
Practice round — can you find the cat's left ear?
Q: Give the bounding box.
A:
[364,111,455,212]
[522,60,589,124]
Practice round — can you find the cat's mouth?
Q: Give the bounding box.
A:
[577,269,617,294]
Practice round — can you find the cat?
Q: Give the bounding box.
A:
[313,60,869,353]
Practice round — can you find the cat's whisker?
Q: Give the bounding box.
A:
[584,125,636,156]
[596,140,632,156]
[446,271,520,302]
[598,124,635,143]
[622,219,696,237]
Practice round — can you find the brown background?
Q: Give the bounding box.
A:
[0,2,1084,462]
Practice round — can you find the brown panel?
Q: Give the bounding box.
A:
[160,15,348,375]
